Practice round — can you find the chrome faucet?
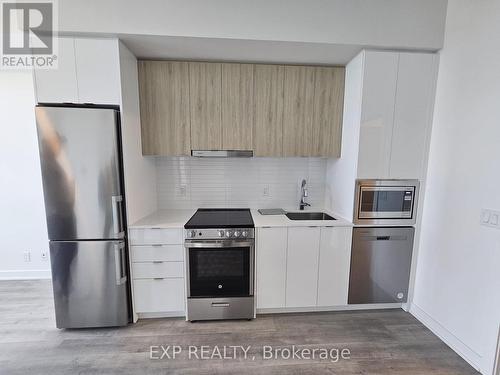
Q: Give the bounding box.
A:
[299,179,311,210]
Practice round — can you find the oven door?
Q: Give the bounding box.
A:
[185,240,254,298]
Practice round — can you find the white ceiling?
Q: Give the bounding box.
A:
[120,34,364,65]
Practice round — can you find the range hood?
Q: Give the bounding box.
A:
[191,150,253,158]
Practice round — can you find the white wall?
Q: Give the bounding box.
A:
[118,42,157,224]
[156,157,326,210]
[324,52,363,220]
[57,0,447,50]
[411,1,500,373]
[0,71,50,279]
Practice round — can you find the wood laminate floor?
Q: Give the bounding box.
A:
[0,280,478,375]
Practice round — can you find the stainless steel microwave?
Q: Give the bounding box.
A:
[353,179,420,226]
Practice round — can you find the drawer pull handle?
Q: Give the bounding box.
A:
[153,261,163,264]
[211,303,230,308]
[153,278,164,280]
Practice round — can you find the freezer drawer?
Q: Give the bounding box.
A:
[50,240,129,328]
[348,227,414,304]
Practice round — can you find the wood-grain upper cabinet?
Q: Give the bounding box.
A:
[189,62,222,150]
[137,60,345,156]
[253,64,284,156]
[282,66,316,156]
[312,67,345,157]
[138,61,191,155]
[221,63,254,150]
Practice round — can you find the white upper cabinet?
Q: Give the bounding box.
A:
[389,53,438,179]
[256,227,287,309]
[34,37,120,105]
[357,51,398,179]
[74,38,121,105]
[34,37,79,103]
[356,50,438,180]
[286,227,320,308]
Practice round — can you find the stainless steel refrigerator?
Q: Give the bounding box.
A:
[36,105,129,328]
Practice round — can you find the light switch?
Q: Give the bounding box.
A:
[480,209,500,229]
[481,210,491,224]
[490,214,499,226]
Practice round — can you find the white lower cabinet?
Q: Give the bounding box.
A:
[129,228,186,316]
[256,227,287,308]
[256,226,352,310]
[286,227,321,307]
[317,227,352,306]
[133,278,185,313]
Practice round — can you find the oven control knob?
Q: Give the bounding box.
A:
[218,230,224,237]
[241,231,248,237]
[187,230,196,238]
[225,230,232,237]
[234,231,241,237]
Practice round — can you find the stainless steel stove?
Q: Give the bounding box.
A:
[184,209,255,321]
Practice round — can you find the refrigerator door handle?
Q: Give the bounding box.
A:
[112,195,125,238]
[114,242,127,285]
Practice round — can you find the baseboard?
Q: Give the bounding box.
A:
[410,303,482,373]
[0,269,51,280]
[257,303,402,314]
[137,311,185,319]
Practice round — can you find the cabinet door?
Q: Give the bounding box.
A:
[390,53,438,179]
[256,227,287,308]
[286,227,320,307]
[357,51,399,178]
[221,63,254,150]
[138,61,191,155]
[74,38,120,105]
[282,66,316,156]
[311,67,345,157]
[317,227,352,306]
[189,62,222,150]
[133,278,185,313]
[253,65,284,156]
[34,37,78,103]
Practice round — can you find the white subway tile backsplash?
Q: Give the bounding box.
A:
[156,157,327,209]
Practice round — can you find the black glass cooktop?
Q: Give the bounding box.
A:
[184,208,254,229]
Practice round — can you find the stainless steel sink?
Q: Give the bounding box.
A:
[285,212,336,221]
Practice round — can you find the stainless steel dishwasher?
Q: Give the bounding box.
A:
[348,227,415,304]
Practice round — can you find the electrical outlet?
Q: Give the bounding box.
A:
[480,209,500,229]
[23,251,31,262]
[179,185,187,197]
[262,186,270,197]
[41,251,48,261]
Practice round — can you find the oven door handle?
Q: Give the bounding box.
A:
[185,241,254,248]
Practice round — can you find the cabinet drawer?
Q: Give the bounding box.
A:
[129,228,183,245]
[131,245,184,262]
[132,262,184,279]
[133,278,185,313]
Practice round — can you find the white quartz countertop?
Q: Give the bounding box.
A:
[250,208,353,228]
[129,209,196,229]
[129,208,352,229]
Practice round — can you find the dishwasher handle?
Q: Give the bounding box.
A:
[361,235,408,241]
